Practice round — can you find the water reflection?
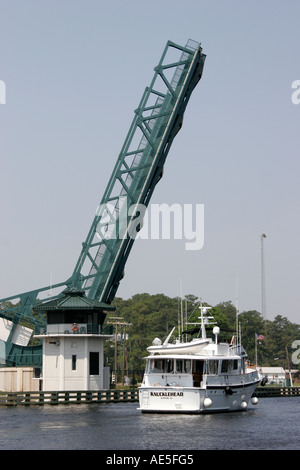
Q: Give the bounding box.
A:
[0,398,299,450]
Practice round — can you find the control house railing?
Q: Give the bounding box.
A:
[34,324,113,336]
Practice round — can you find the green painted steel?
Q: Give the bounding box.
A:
[0,39,206,365]
[4,343,43,367]
[71,39,206,304]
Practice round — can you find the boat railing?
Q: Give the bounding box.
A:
[206,369,258,387]
[228,344,246,356]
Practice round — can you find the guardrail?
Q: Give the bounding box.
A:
[0,386,299,406]
[254,386,300,398]
[34,324,114,336]
[0,389,139,406]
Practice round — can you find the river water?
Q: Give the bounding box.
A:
[0,397,299,451]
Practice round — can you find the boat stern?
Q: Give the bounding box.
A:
[138,387,202,413]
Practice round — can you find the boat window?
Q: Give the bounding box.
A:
[221,360,229,373]
[193,360,204,374]
[192,360,204,387]
[184,359,191,373]
[166,359,174,373]
[149,359,165,373]
[220,359,240,373]
[175,359,191,373]
[207,360,218,375]
[228,359,239,372]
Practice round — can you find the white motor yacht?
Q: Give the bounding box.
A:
[138,305,262,413]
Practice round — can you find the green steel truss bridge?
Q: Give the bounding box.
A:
[0,39,206,366]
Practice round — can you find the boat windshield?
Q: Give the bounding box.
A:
[207,360,218,375]
[176,359,191,373]
[221,359,239,373]
[146,358,242,375]
[148,359,165,373]
[147,358,192,374]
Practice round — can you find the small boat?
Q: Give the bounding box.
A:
[146,327,209,355]
[138,304,262,413]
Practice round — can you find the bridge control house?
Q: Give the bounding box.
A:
[33,288,114,391]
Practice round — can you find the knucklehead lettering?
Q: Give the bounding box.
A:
[150,391,184,397]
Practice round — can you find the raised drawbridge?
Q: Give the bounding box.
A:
[0,39,206,366]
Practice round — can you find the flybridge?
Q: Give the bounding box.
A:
[0,39,206,366]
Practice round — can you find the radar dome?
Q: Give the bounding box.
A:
[152,338,162,346]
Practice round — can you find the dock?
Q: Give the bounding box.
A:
[0,389,138,406]
[0,386,299,406]
[253,386,300,398]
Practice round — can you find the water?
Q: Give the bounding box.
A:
[0,398,299,450]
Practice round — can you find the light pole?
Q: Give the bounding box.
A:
[261,233,267,320]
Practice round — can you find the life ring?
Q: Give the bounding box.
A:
[71,323,79,332]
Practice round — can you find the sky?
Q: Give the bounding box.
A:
[0,0,299,324]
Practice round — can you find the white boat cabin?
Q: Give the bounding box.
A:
[143,354,250,389]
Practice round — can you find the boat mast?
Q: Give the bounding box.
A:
[200,303,207,339]
[235,276,239,350]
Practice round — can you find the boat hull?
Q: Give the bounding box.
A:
[138,381,259,413]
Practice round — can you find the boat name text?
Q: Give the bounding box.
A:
[150,391,184,397]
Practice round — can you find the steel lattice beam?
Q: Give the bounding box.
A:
[0,39,206,365]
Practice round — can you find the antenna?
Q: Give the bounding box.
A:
[198,301,213,339]
[235,274,239,347]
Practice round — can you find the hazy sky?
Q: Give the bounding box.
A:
[0,0,299,324]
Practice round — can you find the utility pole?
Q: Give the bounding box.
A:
[261,234,267,320]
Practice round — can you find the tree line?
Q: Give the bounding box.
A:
[1,292,299,377]
[105,293,300,376]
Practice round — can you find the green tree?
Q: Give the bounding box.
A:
[234,310,265,365]
[265,315,300,368]
[103,293,300,378]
